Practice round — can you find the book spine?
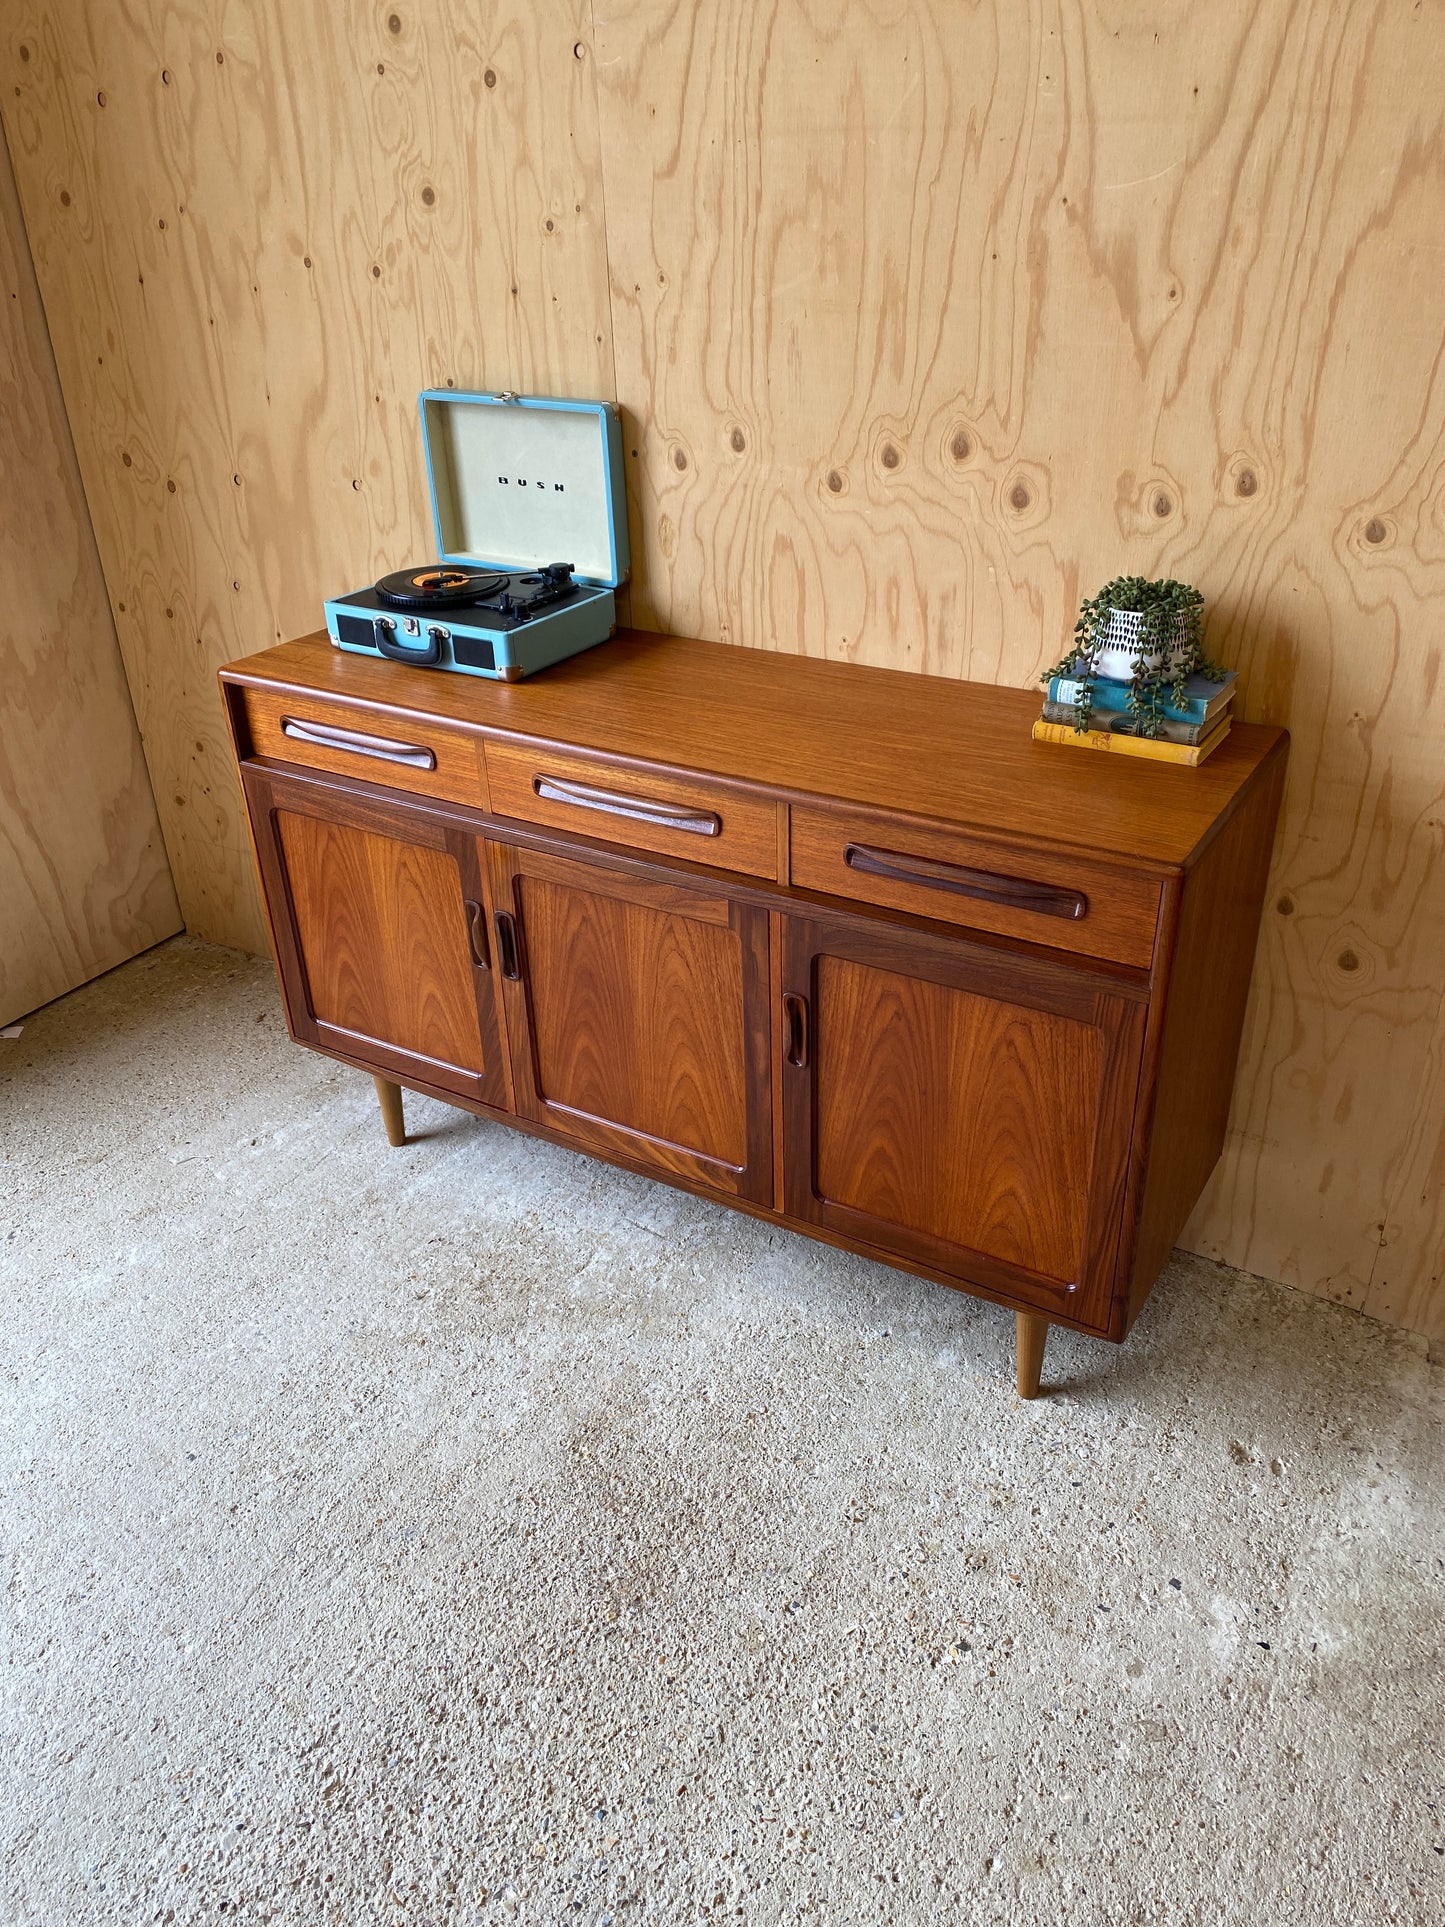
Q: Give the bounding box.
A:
[1047,675,1216,726]
[1039,700,1209,745]
[1031,719,1230,767]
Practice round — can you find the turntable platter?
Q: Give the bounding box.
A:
[375,565,510,610]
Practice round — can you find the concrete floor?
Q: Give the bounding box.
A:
[1,937,1441,1927]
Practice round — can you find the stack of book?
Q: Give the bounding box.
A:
[1032,667,1236,766]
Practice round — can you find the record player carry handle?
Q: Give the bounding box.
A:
[279,715,437,771]
[842,843,1088,921]
[532,773,721,838]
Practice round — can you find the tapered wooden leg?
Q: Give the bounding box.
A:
[373,1075,406,1147]
[1016,1311,1048,1399]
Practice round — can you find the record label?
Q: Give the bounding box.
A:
[375,565,509,610]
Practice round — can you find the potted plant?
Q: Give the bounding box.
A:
[1042,575,1227,737]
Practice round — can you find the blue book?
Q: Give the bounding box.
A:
[1047,668,1235,726]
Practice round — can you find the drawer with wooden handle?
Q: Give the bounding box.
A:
[240,687,482,807]
[790,802,1161,967]
[484,740,778,878]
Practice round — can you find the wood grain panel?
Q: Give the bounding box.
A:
[500,842,734,927]
[1124,742,1288,1330]
[236,758,511,1104]
[780,910,1147,1331]
[592,1,1445,1339]
[0,124,178,1025]
[814,954,1100,1284]
[522,873,748,1166]
[275,809,487,1083]
[2,0,615,953]
[491,843,774,1201]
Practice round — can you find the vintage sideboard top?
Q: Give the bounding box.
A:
[226,628,1285,877]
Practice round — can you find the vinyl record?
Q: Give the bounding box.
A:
[375,564,509,610]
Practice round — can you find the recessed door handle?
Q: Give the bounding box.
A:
[533,773,721,837]
[463,899,489,969]
[843,843,1087,921]
[783,992,809,1070]
[279,714,437,770]
[494,909,522,981]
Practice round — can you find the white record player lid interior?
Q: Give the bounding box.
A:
[420,391,627,588]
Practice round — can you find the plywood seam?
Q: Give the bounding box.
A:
[585,0,625,459]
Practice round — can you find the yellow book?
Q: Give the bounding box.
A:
[1031,716,1231,767]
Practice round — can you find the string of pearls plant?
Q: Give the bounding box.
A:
[1043,576,1227,737]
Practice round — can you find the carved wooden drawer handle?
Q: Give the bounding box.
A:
[533,773,721,837]
[843,843,1088,921]
[280,715,437,771]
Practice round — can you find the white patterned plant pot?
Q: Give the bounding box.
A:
[1089,608,1194,683]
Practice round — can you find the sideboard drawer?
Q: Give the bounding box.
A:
[485,740,778,878]
[241,688,482,808]
[790,803,1160,967]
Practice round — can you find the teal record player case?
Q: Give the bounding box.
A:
[324,390,629,681]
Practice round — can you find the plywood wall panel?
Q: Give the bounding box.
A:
[592,0,1445,1339]
[2,0,615,950]
[0,124,179,1027]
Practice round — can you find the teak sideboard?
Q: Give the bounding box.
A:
[220,631,1287,1397]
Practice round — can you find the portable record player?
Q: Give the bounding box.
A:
[324,390,628,681]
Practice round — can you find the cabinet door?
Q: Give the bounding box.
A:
[779,913,1146,1328]
[242,763,509,1108]
[489,843,772,1203]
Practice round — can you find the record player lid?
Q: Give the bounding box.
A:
[418,390,628,589]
